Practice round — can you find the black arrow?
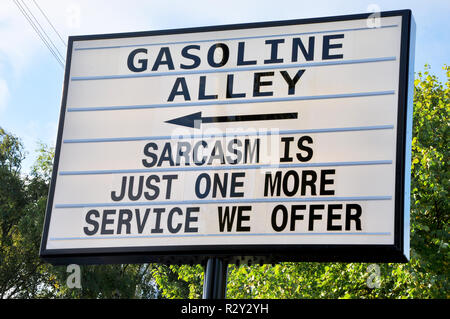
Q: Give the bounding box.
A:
[166,111,298,128]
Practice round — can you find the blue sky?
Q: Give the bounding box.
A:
[0,0,449,173]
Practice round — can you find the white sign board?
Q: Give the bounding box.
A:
[40,10,415,264]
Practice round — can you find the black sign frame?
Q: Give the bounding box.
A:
[40,10,415,265]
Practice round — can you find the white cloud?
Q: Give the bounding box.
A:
[0,0,160,116]
[0,1,41,78]
[0,78,10,113]
[0,1,157,75]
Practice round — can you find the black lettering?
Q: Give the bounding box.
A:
[84,209,100,235]
[320,169,335,195]
[208,140,225,165]
[198,75,218,100]
[128,176,144,201]
[280,137,294,162]
[152,47,174,71]
[244,138,260,163]
[253,72,274,97]
[151,208,165,233]
[322,34,344,60]
[193,141,207,165]
[236,206,251,232]
[144,175,160,200]
[230,172,245,197]
[158,143,175,167]
[185,207,199,233]
[136,208,150,233]
[237,42,256,66]
[272,204,288,232]
[282,170,299,197]
[180,45,201,69]
[327,204,342,231]
[226,74,246,98]
[207,43,229,67]
[280,69,305,95]
[264,39,284,64]
[167,207,182,233]
[162,174,178,199]
[167,77,191,101]
[292,37,315,62]
[142,142,158,168]
[176,141,191,166]
[308,204,324,231]
[101,209,116,235]
[218,206,237,232]
[290,205,305,231]
[345,204,362,231]
[301,170,317,196]
[127,48,148,72]
[117,209,132,234]
[212,173,228,198]
[195,173,210,198]
[264,171,281,196]
[226,138,242,164]
[297,136,313,162]
[111,176,126,201]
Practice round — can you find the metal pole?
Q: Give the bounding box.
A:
[202,257,228,299]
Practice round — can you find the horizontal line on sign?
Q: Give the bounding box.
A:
[49,232,392,241]
[66,90,396,112]
[54,196,392,209]
[58,160,393,176]
[70,56,396,81]
[73,24,398,51]
[63,125,395,144]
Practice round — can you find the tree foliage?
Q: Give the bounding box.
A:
[0,133,157,298]
[0,65,448,299]
[409,65,449,297]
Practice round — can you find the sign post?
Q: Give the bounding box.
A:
[203,258,228,299]
[40,10,415,270]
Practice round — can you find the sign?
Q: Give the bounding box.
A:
[40,10,415,264]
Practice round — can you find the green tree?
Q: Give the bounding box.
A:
[0,131,158,298]
[409,64,449,297]
[151,264,202,299]
[0,128,42,298]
